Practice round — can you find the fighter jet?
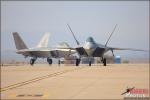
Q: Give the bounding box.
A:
[67,24,147,66]
[12,32,75,65]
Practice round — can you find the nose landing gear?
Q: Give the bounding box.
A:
[103,58,106,66]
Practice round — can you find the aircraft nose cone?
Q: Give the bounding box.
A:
[87,46,93,50]
[88,44,95,50]
[84,42,96,50]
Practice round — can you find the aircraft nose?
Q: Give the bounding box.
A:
[84,42,96,50]
[88,46,93,50]
[87,44,94,50]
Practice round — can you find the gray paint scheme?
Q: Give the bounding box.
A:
[67,24,147,59]
[13,32,76,59]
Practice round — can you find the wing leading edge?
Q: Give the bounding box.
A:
[109,47,148,52]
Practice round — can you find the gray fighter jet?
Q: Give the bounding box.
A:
[12,32,75,65]
[67,24,147,66]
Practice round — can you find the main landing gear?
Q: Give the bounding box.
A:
[101,57,107,66]
[30,57,37,66]
[76,58,80,66]
[88,58,92,66]
[47,57,52,65]
[30,57,53,66]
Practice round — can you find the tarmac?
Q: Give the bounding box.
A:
[0,64,149,99]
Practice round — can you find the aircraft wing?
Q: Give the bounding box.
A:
[56,46,88,57]
[109,47,148,52]
[17,47,76,58]
[16,49,52,58]
[50,48,76,58]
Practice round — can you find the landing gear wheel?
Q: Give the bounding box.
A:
[58,60,60,66]
[89,61,91,66]
[47,58,52,65]
[30,59,35,66]
[103,58,106,66]
[76,59,80,66]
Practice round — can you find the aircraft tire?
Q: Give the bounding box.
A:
[47,58,52,65]
[103,58,106,66]
[89,61,91,66]
[30,59,35,66]
[58,60,60,66]
[76,59,80,66]
[76,59,78,66]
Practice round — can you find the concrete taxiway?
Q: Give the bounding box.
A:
[0,64,149,99]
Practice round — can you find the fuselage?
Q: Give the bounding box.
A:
[17,47,76,58]
[83,37,108,57]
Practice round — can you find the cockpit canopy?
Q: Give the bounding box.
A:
[57,42,70,48]
[86,37,95,43]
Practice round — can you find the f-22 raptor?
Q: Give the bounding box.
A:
[12,32,75,65]
[67,24,147,66]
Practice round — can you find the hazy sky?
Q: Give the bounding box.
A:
[1,1,149,62]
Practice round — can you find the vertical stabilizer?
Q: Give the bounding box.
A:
[105,24,117,46]
[12,32,28,50]
[36,32,50,48]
